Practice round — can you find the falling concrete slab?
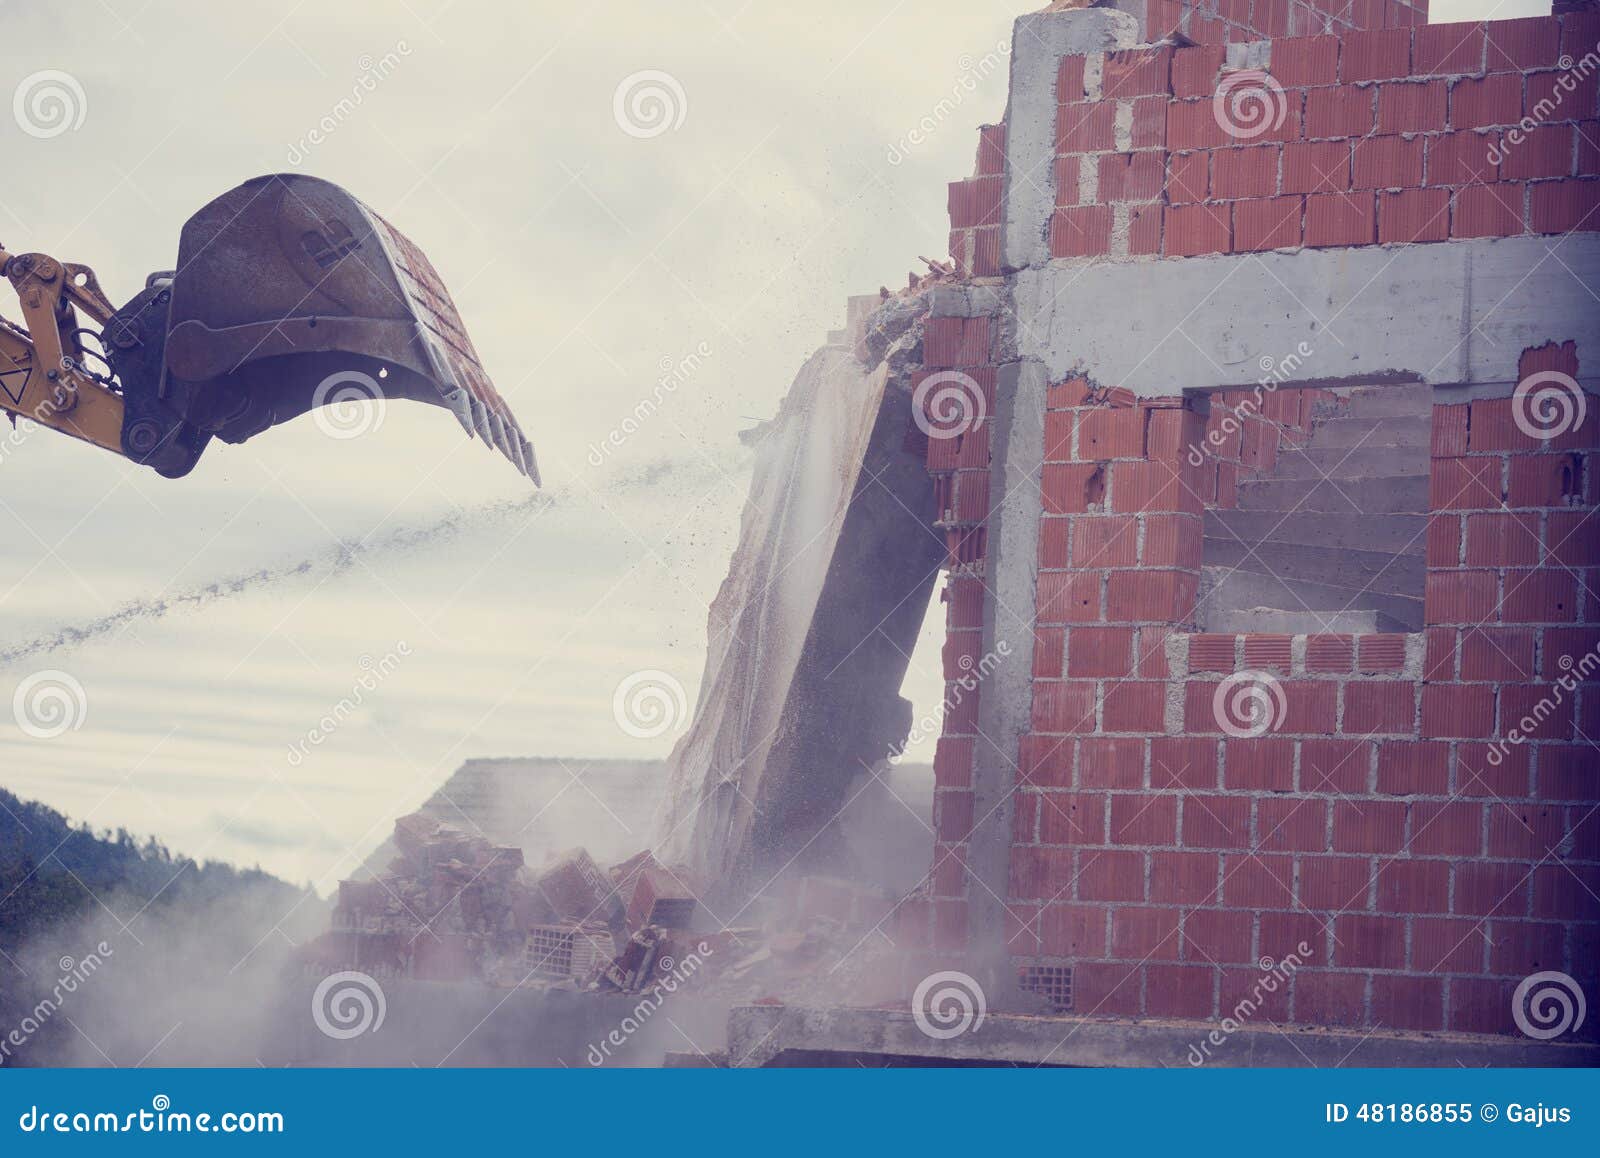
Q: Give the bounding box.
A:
[656,297,944,902]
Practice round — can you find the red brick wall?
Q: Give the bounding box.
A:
[1044,14,1600,260]
[1149,0,1428,46]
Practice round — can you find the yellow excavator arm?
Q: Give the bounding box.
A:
[0,174,537,483]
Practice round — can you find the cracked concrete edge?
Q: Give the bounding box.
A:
[725,1003,1600,1068]
[1001,8,1140,273]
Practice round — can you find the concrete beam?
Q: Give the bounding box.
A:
[726,1003,1600,1068]
[1011,233,1600,398]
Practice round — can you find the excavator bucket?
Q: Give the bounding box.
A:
[108,173,536,482]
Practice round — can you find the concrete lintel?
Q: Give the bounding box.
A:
[1012,233,1600,397]
[726,1003,1600,1068]
[1002,8,1139,273]
[926,282,1007,319]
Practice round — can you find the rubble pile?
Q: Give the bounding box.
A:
[299,813,919,1008]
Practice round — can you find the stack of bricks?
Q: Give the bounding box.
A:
[1052,13,1600,260]
[949,123,1006,276]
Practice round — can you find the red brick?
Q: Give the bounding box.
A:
[1457,741,1531,799]
[1077,408,1146,460]
[1464,509,1541,565]
[1258,796,1327,852]
[1548,512,1600,567]
[1010,846,1073,898]
[1068,625,1135,677]
[1054,155,1080,207]
[1343,681,1415,734]
[1305,85,1375,138]
[1107,570,1198,622]
[1372,973,1444,1030]
[1151,736,1221,790]
[1455,861,1530,917]
[1031,679,1098,732]
[948,176,1002,228]
[1103,681,1167,731]
[1379,187,1449,242]
[1420,683,1497,737]
[1040,903,1106,956]
[1269,35,1340,86]
[1502,568,1578,622]
[1333,799,1407,853]
[1071,960,1142,1016]
[1357,633,1409,671]
[1448,73,1521,133]
[1282,140,1350,193]
[1298,854,1372,911]
[1018,733,1071,786]
[1415,21,1485,75]
[1151,850,1220,904]
[1305,191,1375,245]
[1131,97,1169,149]
[1296,971,1366,1028]
[1222,738,1295,791]
[1487,800,1565,858]
[1341,28,1412,82]
[1073,736,1137,789]
[1489,920,1567,977]
[1459,626,1536,679]
[1184,907,1254,964]
[1352,134,1423,188]
[1485,17,1562,71]
[1530,178,1600,233]
[1409,800,1482,857]
[1503,124,1576,180]
[1164,201,1232,256]
[1167,150,1209,203]
[1140,512,1203,568]
[1183,794,1251,848]
[1533,863,1600,920]
[1144,964,1215,1018]
[1337,913,1407,968]
[1300,738,1371,793]
[1167,98,1230,151]
[1502,683,1574,743]
[1112,906,1181,958]
[1453,182,1527,237]
[1103,47,1173,99]
[1377,858,1451,915]
[1413,916,1487,973]
[1058,55,1087,102]
[1426,130,1500,186]
[1378,78,1447,132]
[1233,195,1304,250]
[1223,853,1295,908]
[1305,634,1355,673]
[1047,376,1091,409]
[1098,151,1166,202]
[1541,627,1600,677]
[1377,740,1450,794]
[1040,791,1106,844]
[1528,70,1599,127]
[1078,849,1145,902]
[1429,456,1502,509]
[1057,101,1116,152]
[1212,145,1281,198]
[1112,460,1199,514]
[1073,515,1138,567]
[1172,44,1226,98]
[1042,462,1106,514]
[1050,205,1113,258]
[1259,911,1325,967]
[1281,680,1339,732]
[1427,514,1462,567]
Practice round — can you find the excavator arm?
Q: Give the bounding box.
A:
[0,174,537,483]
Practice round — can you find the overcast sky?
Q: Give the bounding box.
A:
[0,0,1544,890]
